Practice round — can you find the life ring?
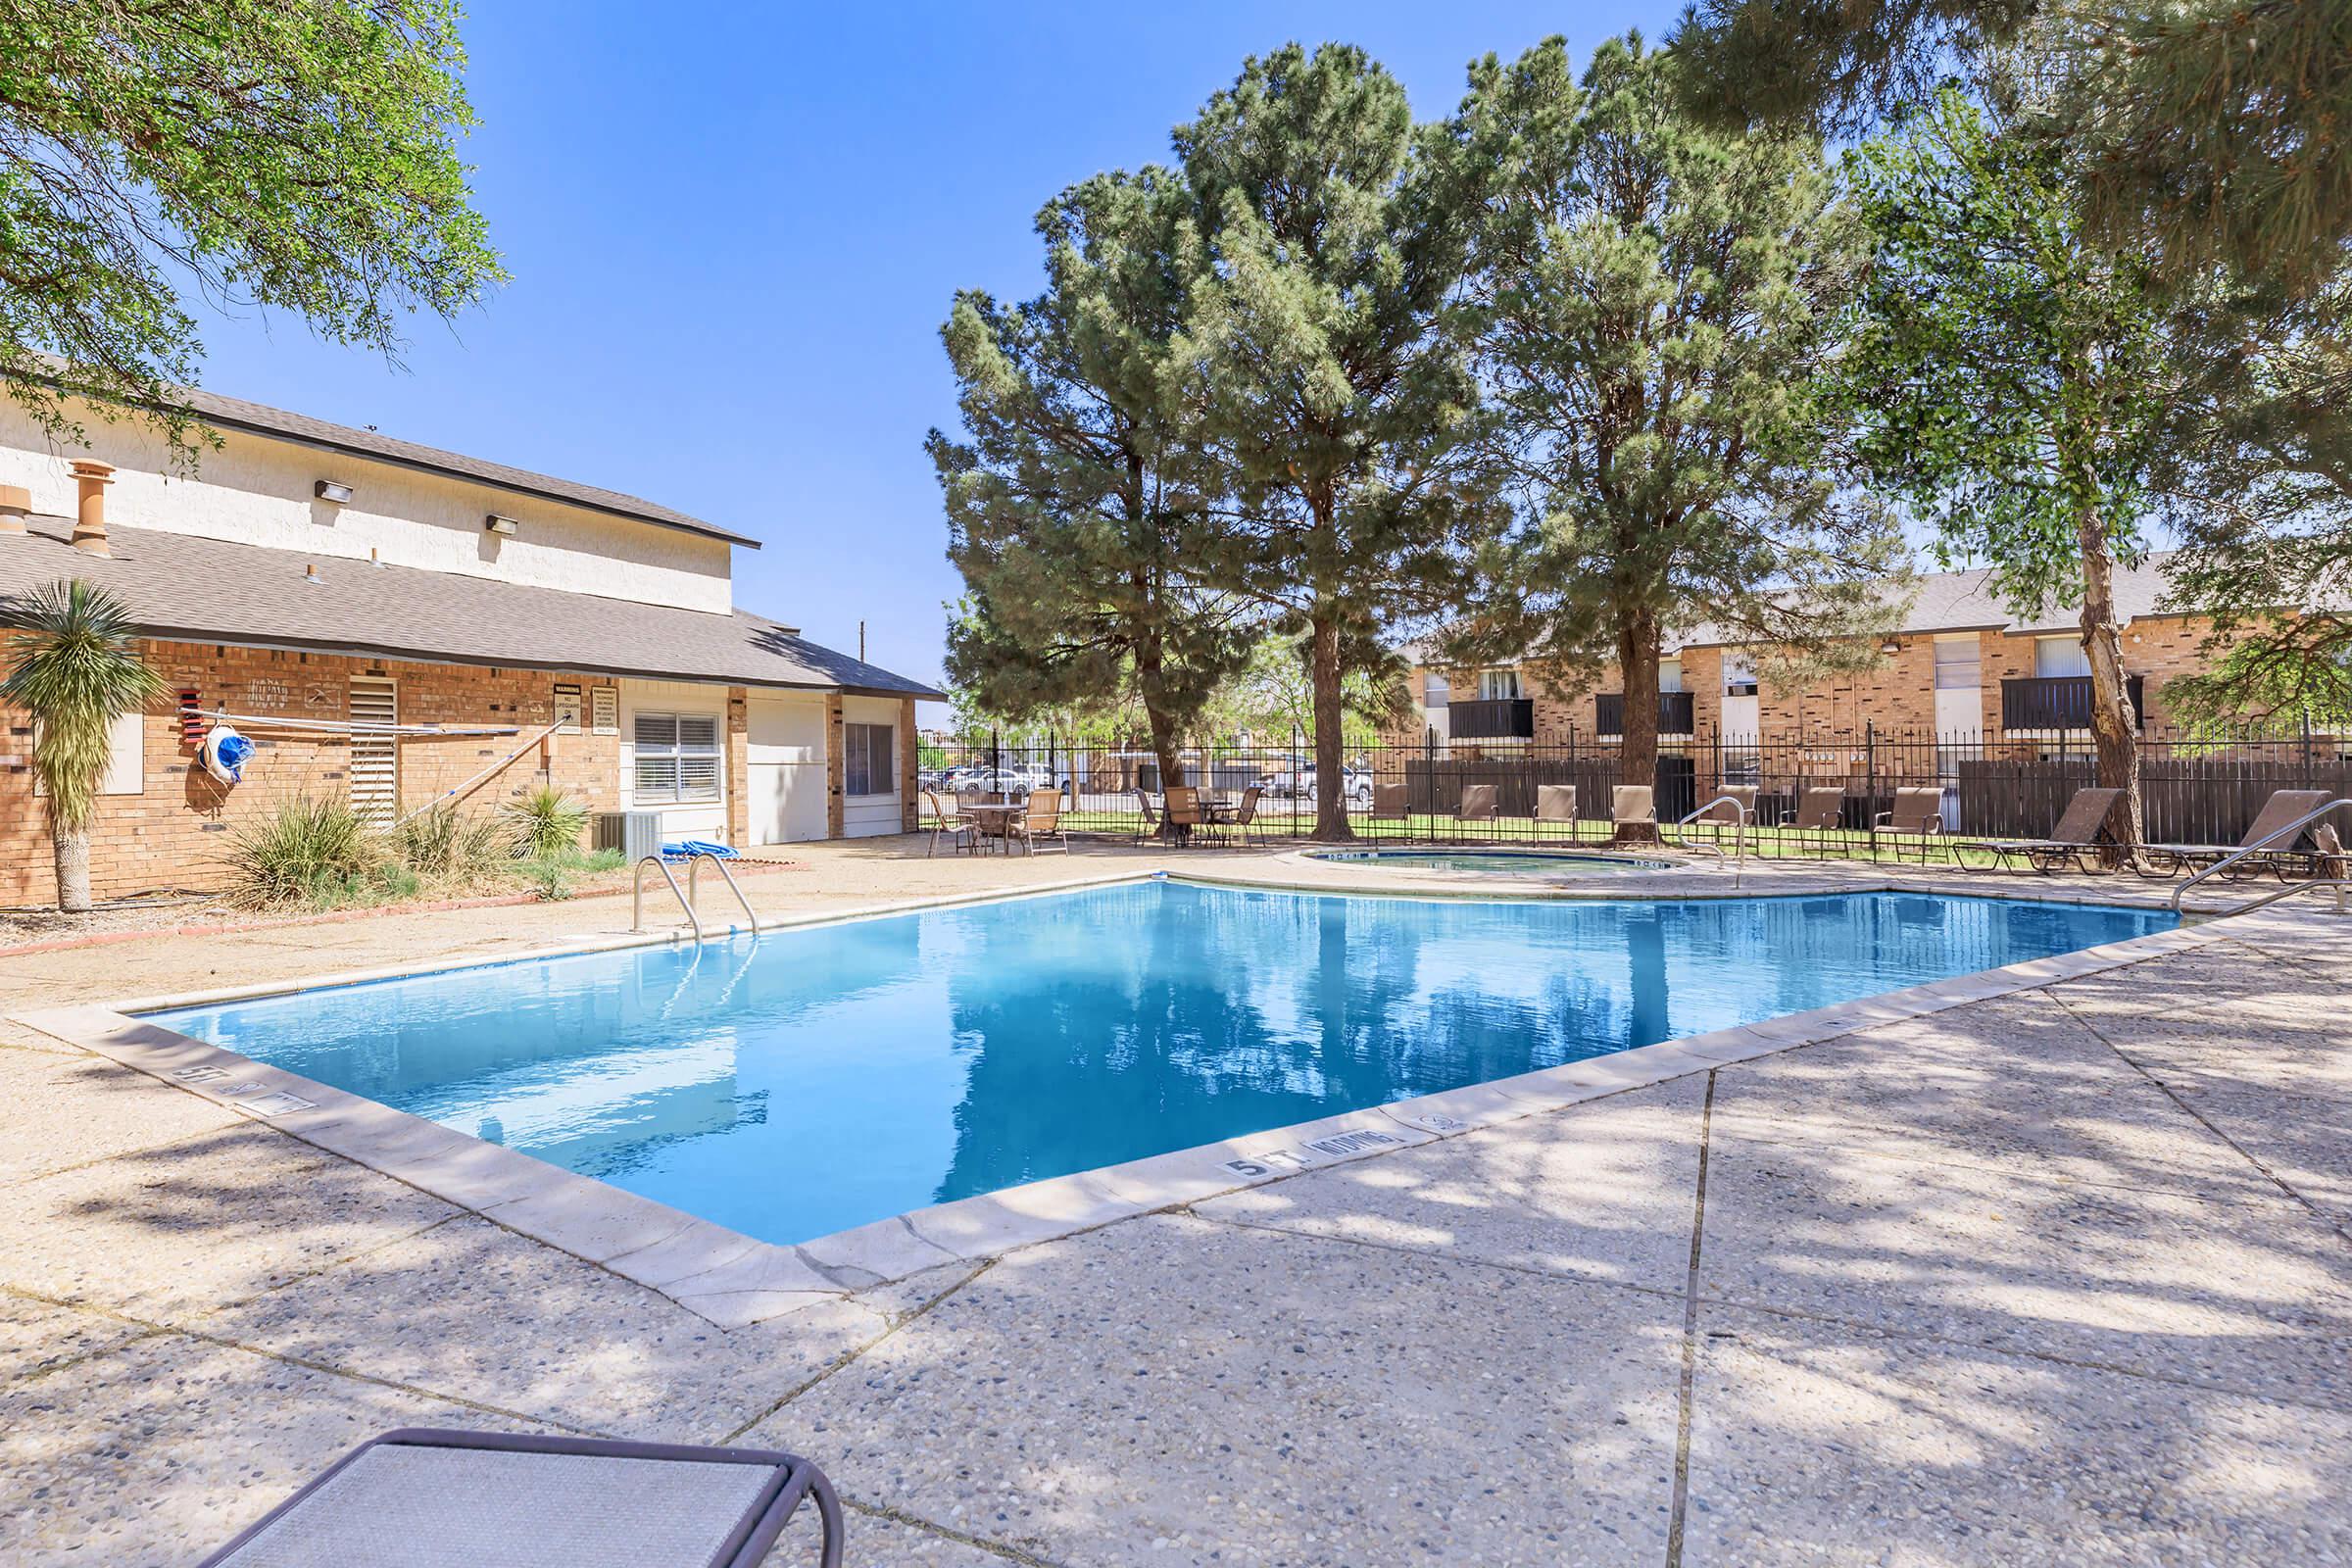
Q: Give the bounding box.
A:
[200,724,254,785]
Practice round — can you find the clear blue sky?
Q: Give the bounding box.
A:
[190,2,1685,710]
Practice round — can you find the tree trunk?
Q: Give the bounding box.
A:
[1615,615,1661,844]
[2077,522,2143,850]
[1308,610,1353,842]
[52,822,91,913]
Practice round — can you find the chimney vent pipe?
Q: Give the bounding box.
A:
[69,461,115,556]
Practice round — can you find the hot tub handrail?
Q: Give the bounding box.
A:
[1669,795,1751,872]
[633,855,704,942]
[687,851,760,936]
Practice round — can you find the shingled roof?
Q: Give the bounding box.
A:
[0,517,941,699]
[164,383,760,549]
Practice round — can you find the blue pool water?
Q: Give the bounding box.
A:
[148,882,2172,1246]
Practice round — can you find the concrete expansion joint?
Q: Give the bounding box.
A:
[1663,1070,1718,1568]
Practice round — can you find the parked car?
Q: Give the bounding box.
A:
[1307,767,1374,806]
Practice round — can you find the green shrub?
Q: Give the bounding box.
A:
[505,786,591,858]
[220,797,387,908]
[395,805,512,879]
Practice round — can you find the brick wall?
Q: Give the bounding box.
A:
[1392,614,2236,754]
[0,640,625,906]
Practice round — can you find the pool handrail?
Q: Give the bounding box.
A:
[687,851,761,935]
[2169,797,2352,915]
[633,855,705,942]
[1670,794,1751,877]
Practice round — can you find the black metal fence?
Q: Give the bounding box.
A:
[919,726,2352,856]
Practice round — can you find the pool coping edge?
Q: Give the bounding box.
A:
[10,897,2235,1333]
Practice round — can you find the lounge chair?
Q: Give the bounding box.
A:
[1371,783,1410,821]
[922,790,975,858]
[1007,789,1068,855]
[1612,785,1657,844]
[196,1427,842,1568]
[1536,783,1578,841]
[1457,784,1497,824]
[1133,787,1163,846]
[1780,786,1846,858]
[1874,786,1947,862]
[1695,784,1757,826]
[2140,788,2334,879]
[1956,786,2124,875]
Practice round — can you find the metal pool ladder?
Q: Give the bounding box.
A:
[631,853,762,939]
[2169,798,2352,917]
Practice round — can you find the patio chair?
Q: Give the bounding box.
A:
[2140,788,2334,880]
[1226,784,1265,847]
[1611,785,1657,844]
[1457,784,1497,825]
[1954,786,2124,875]
[1371,782,1410,820]
[1132,787,1163,846]
[922,790,975,858]
[1007,789,1068,855]
[1874,786,1947,862]
[1536,783,1578,842]
[1695,784,1757,825]
[195,1427,843,1568]
[1165,784,1210,846]
[1780,786,1847,858]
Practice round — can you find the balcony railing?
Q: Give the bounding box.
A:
[2000,674,2146,732]
[1449,697,1536,740]
[1595,690,1696,736]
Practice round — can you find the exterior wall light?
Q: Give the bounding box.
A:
[484,514,521,536]
[314,479,355,503]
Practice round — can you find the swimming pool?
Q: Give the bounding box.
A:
[1309,849,1676,877]
[147,881,2173,1248]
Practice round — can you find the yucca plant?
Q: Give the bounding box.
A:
[220,796,386,908]
[1,580,166,912]
[395,804,511,880]
[503,785,590,858]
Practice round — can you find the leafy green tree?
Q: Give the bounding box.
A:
[1,579,167,911]
[1843,89,2171,841]
[1,0,502,453]
[935,170,1254,794]
[1670,0,2351,291]
[1177,42,1500,840]
[1192,632,1406,752]
[1434,36,1903,798]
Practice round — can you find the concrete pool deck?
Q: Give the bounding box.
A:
[2,839,2348,1564]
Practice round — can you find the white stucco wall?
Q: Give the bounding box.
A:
[0,401,734,613]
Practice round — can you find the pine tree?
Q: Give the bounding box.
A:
[1841,89,2171,843]
[1434,35,1904,802]
[933,170,1254,796]
[1176,43,1502,841]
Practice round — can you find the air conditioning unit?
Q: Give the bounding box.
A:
[592,810,664,863]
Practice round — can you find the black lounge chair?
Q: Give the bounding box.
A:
[2139,788,2333,880]
[1957,787,2124,875]
[198,1428,842,1568]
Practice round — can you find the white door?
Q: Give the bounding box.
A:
[747,693,827,844]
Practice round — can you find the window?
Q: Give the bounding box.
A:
[844,721,896,796]
[1423,673,1450,710]
[633,711,720,804]
[1722,655,1758,698]
[1934,635,1982,690]
[1478,669,1521,700]
[1658,659,1685,694]
[349,676,398,827]
[2034,636,2092,678]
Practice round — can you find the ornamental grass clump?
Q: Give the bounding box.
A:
[220,795,393,909]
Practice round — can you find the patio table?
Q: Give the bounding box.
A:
[959,802,1023,853]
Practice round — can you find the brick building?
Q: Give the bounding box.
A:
[0,383,940,906]
[1394,559,2230,757]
